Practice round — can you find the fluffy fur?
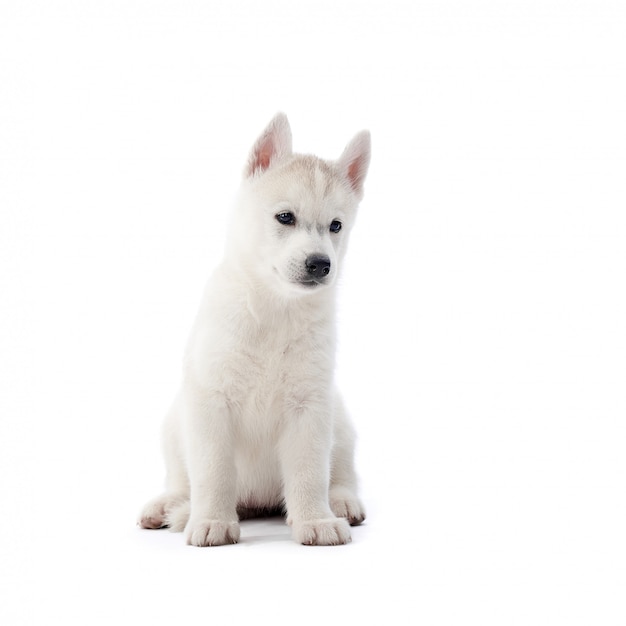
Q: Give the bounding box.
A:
[139,113,370,546]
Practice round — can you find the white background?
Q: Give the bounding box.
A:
[1,1,625,624]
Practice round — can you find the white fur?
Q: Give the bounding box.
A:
[139,113,370,546]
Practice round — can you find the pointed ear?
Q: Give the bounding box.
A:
[244,113,292,178]
[337,130,371,199]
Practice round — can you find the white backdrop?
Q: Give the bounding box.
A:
[1,1,625,624]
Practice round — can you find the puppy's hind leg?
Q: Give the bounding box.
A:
[138,393,190,530]
[329,396,366,526]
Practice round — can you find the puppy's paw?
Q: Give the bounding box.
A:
[185,519,240,547]
[291,517,352,546]
[138,493,188,529]
[329,487,366,526]
[138,497,169,529]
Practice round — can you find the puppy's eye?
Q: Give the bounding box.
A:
[276,212,296,225]
[329,220,342,233]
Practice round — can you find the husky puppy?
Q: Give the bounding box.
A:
[139,114,370,546]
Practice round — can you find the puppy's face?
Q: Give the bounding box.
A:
[248,157,357,297]
[230,113,370,298]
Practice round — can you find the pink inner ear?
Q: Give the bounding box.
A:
[257,147,272,171]
[253,137,275,174]
[347,157,363,190]
[348,159,360,184]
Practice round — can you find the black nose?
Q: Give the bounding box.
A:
[305,255,331,280]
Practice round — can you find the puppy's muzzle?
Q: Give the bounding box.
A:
[305,255,331,282]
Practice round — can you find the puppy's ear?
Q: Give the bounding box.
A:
[245,113,292,178]
[337,130,371,199]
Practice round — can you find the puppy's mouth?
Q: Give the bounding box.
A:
[272,267,329,291]
[299,279,322,288]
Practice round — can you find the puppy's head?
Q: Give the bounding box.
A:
[230,113,371,298]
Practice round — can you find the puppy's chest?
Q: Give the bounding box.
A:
[240,338,301,400]
[233,331,323,420]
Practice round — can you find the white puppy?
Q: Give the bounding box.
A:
[139,114,370,546]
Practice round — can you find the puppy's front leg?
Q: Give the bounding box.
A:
[280,402,352,546]
[184,385,240,546]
